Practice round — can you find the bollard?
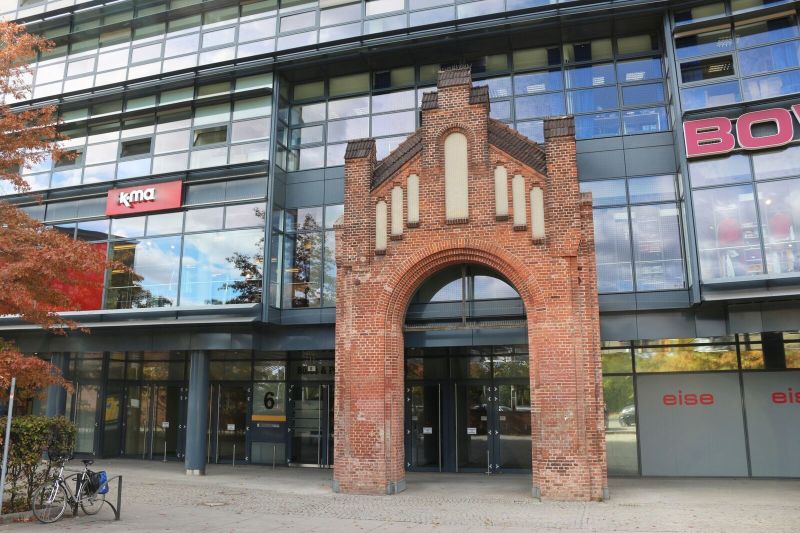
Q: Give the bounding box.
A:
[232,444,236,467]
[163,441,167,463]
[272,444,276,470]
[486,449,491,476]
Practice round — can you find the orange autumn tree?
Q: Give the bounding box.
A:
[0,22,108,400]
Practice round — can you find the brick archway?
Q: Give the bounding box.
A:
[333,66,606,501]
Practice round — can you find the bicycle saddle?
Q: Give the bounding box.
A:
[82,459,94,466]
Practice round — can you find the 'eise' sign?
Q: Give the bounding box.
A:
[683,105,800,158]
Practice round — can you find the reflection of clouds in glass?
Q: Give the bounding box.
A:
[473,276,519,299]
[129,237,181,286]
[182,229,263,279]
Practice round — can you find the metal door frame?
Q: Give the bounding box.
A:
[207,382,250,465]
[121,383,186,461]
[404,381,444,472]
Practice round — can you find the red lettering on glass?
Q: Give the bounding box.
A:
[771,388,799,404]
[662,390,715,406]
[736,108,794,150]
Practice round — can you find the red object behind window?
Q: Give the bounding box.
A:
[50,242,106,311]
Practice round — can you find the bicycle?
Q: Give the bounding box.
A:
[31,458,106,523]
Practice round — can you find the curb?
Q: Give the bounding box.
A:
[0,510,35,524]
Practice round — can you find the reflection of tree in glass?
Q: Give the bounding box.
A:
[635,339,738,372]
[224,208,265,304]
[288,213,325,307]
[108,241,174,308]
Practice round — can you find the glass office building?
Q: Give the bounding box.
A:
[1,0,799,479]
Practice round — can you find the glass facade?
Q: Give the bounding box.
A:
[689,144,800,281]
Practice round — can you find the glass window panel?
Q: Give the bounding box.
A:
[319,21,361,42]
[83,164,116,184]
[291,102,326,124]
[327,116,369,142]
[110,216,146,238]
[617,57,663,83]
[85,141,119,165]
[106,236,181,309]
[202,27,235,49]
[742,70,800,101]
[67,58,95,77]
[280,10,316,33]
[622,83,665,106]
[324,204,344,229]
[366,0,404,17]
[693,185,764,280]
[120,138,152,158]
[233,97,272,120]
[689,154,752,187]
[152,152,189,174]
[757,178,800,274]
[155,130,190,154]
[322,230,336,306]
[513,46,561,69]
[563,38,612,63]
[164,34,199,57]
[239,18,277,41]
[291,125,324,146]
[293,80,325,100]
[580,179,626,207]
[603,376,638,475]
[131,43,162,63]
[681,80,741,110]
[326,143,347,166]
[194,103,230,126]
[752,146,800,180]
[513,70,562,95]
[146,212,183,236]
[197,82,231,99]
[631,204,685,290]
[185,207,224,231]
[735,15,799,48]
[594,207,633,292]
[409,5,454,25]
[602,348,632,373]
[77,219,110,241]
[628,175,675,203]
[567,86,618,113]
[282,232,323,308]
[328,95,370,119]
[180,228,264,305]
[297,146,325,170]
[51,169,83,188]
[739,41,800,77]
[36,62,65,84]
[617,34,656,55]
[231,118,270,143]
[575,112,620,139]
[674,1,725,23]
[190,147,228,168]
[225,178,267,202]
[515,120,544,143]
[457,0,502,19]
[375,135,407,159]
[675,27,733,59]
[321,3,360,26]
[472,273,518,300]
[229,141,269,164]
[371,90,415,114]
[116,158,151,179]
[566,63,615,88]
[194,126,228,146]
[371,110,415,137]
[373,66,415,89]
[622,107,669,135]
[635,344,738,371]
[489,100,511,121]
[329,72,370,96]
[515,93,565,119]
[253,360,286,381]
[225,203,266,228]
[681,55,736,83]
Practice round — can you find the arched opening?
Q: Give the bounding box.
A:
[402,264,531,474]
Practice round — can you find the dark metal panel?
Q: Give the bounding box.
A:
[324,167,345,180]
[324,178,344,204]
[280,308,323,325]
[260,325,335,351]
[189,332,233,350]
[622,132,674,149]
[694,304,728,337]
[152,331,192,351]
[727,304,763,334]
[760,302,800,332]
[285,181,324,208]
[230,333,255,350]
[472,327,527,346]
[576,150,626,180]
[576,136,623,154]
[636,310,696,340]
[598,293,637,312]
[635,290,691,310]
[319,307,337,323]
[285,168,326,184]
[624,145,677,176]
[600,313,638,341]
[404,329,474,347]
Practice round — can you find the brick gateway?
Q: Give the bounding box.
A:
[333,66,607,501]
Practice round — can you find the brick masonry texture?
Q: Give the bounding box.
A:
[334,67,607,501]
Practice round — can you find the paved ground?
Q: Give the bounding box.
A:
[2,459,798,532]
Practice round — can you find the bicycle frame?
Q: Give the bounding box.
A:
[43,464,92,513]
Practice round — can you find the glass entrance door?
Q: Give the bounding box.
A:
[124,385,184,460]
[455,383,493,471]
[496,384,532,471]
[408,384,442,470]
[207,384,248,464]
[72,383,100,455]
[288,383,333,467]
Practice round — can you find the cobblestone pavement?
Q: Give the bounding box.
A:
[2,459,798,532]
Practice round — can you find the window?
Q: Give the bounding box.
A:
[120,138,152,158]
[194,126,228,146]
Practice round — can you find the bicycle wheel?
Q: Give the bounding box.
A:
[31,483,67,523]
[80,485,105,516]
